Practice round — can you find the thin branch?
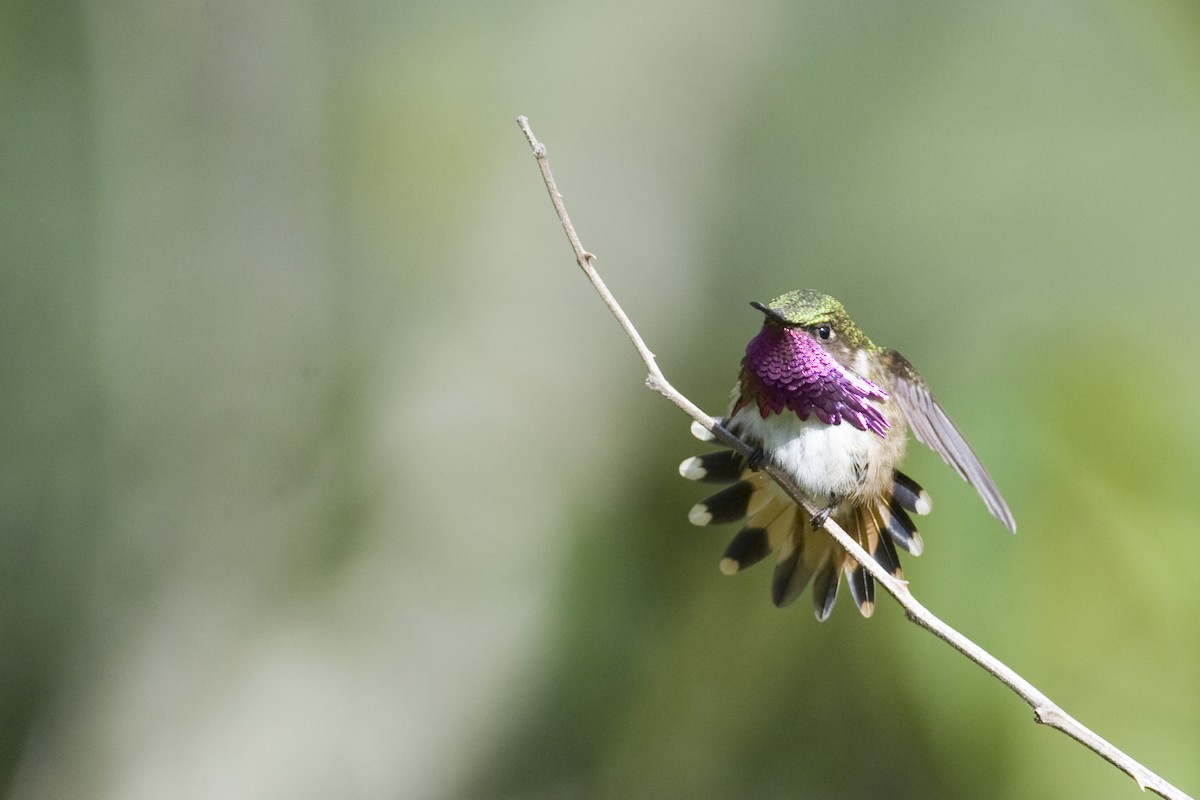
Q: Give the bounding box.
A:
[517,115,1194,800]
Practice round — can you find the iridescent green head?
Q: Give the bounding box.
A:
[751,289,873,350]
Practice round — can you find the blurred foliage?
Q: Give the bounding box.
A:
[3,0,1200,798]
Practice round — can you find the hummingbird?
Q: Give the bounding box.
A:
[680,289,1015,620]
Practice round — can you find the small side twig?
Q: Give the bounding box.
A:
[517,114,1193,800]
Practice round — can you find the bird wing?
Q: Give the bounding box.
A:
[883,349,1016,532]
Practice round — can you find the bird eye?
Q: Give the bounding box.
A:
[815,324,832,341]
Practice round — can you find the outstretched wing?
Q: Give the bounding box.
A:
[884,350,1016,532]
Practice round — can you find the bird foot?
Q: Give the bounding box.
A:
[810,498,842,529]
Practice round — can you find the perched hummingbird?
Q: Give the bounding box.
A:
[680,289,1015,620]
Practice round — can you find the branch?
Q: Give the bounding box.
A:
[517,115,1194,800]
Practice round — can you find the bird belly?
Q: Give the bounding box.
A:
[728,406,900,503]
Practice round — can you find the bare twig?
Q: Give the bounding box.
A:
[517,114,1193,800]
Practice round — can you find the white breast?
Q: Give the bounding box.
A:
[728,405,886,503]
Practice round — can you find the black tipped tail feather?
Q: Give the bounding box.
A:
[681,445,930,620]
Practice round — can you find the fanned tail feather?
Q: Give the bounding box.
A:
[680,441,934,621]
[688,480,755,526]
[879,496,924,557]
[845,560,874,617]
[871,508,904,578]
[840,505,879,617]
[811,561,839,621]
[679,450,745,484]
[770,508,831,609]
[719,525,770,576]
[892,470,933,516]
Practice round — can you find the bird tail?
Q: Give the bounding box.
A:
[680,421,931,621]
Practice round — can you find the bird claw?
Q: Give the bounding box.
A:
[810,498,842,529]
[746,447,767,471]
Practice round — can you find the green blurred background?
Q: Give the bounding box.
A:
[4,1,1200,798]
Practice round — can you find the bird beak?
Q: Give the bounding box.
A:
[750,300,792,327]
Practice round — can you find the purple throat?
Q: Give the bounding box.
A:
[742,326,889,437]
